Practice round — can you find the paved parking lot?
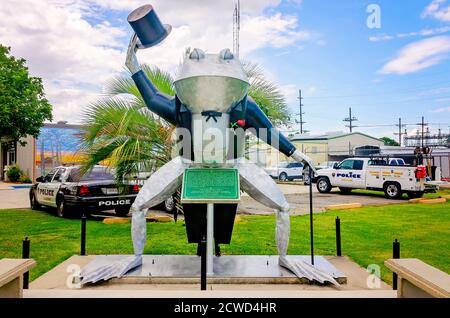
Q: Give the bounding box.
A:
[0,183,403,216]
[238,184,404,215]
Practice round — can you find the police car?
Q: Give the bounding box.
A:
[314,157,428,199]
[30,165,139,217]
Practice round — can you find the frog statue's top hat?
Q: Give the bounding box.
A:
[127,4,172,49]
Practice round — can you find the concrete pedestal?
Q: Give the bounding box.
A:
[81,255,347,285]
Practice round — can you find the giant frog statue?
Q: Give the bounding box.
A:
[80,4,338,286]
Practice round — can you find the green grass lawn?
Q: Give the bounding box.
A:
[0,193,449,285]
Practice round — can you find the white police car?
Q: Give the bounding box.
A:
[30,165,139,217]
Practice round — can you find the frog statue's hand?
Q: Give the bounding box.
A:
[125,33,141,75]
[291,149,317,174]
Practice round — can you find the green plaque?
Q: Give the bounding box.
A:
[181,168,240,203]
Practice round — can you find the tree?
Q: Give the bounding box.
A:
[0,45,52,144]
[380,137,400,146]
[80,63,290,181]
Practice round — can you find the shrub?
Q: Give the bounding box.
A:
[6,165,22,182]
[19,174,32,183]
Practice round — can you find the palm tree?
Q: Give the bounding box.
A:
[79,62,290,185]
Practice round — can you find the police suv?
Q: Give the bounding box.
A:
[30,166,139,217]
[314,157,428,199]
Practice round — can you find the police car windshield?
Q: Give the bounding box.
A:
[69,167,115,182]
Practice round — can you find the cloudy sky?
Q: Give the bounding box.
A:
[1,0,450,138]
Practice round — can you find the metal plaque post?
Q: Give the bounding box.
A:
[206,203,214,275]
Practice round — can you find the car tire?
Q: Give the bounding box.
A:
[56,197,72,218]
[164,196,175,213]
[316,177,332,193]
[407,191,424,199]
[279,172,288,182]
[30,191,40,210]
[339,187,352,194]
[384,182,402,199]
[56,197,74,218]
[115,206,130,217]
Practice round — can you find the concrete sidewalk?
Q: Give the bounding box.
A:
[0,182,30,209]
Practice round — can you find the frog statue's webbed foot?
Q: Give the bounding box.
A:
[79,156,186,285]
[79,255,142,284]
[236,158,339,287]
[276,211,340,287]
[278,255,340,286]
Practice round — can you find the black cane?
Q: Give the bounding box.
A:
[309,167,314,265]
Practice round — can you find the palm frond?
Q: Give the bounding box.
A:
[79,95,173,182]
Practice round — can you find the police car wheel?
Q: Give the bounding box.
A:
[56,198,71,218]
[384,182,402,199]
[164,196,175,213]
[317,177,331,193]
[30,191,40,210]
[279,172,288,181]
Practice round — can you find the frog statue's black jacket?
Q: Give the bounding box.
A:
[132,69,297,159]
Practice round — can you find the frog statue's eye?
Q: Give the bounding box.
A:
[189,48,205,60]
[219,48,234,60]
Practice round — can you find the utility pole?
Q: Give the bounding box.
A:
[403,129,408,147]
[394,117,405,146]
[233,0,240,57]
[438,128,442,146]
[343,107,358,133]
[416,116,428,148]
[296,89,307,134]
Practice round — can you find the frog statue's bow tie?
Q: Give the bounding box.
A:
[201,111,222,123]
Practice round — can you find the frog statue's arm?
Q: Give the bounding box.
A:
[244,98,317,173]
[125,33,177,125]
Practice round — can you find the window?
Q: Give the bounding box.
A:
[338,160,354,170]
[353,160,364,170]
[44,170,56,182]
[52,168,66,182]
[288,162,303,168]
[368,159,387,166]
[68,167,115,182]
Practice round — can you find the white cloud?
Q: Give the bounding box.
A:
[279,84,298,106]
[0,0,316,122]
[0,0,127,122]
[369,26,450,42]
[379,36,450,74]
[432,106,450,112]
[422,0,450,22]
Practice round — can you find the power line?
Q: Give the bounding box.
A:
[307,95,450,107]
[343,107,358,133]
[306,79,450,99]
